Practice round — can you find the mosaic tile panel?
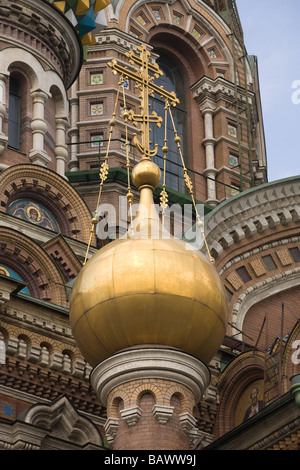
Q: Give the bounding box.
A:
[8,200,59,234]
[231,186,240,197]
[91,73,103,85]
[91,135,104,147]
[91,103,103,116]
[0,400,16,421]
[229,155,238,167]
[137,15,146,26]
[192,28,201,39]
[120,139,127,150]
[228,125,237,138]
[122,79,129,89]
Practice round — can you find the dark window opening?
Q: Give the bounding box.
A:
[236,266,252,283]
[150,54,188,193]
[8,76,21,150]
[289,247,300,263]
[262,255,277,272]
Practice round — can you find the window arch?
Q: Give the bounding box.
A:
[8,75,22,150]
[150,54,188,193]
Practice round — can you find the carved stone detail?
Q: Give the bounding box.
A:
[120,406,142,427]
[104,417,120,443]
[179,412,197,432]
[152,404,174,424]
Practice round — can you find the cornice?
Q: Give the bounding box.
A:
[0,212,94,262]
[191,75,254,107]
[220,235,300,276]
[204,177,300,259]
[91,347,211,406]
[95,27,156,57]
[249,416,300,450]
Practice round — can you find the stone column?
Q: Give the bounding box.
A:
[90,347,211,450]
[68,81,79,172]
[201,103,218,206]
[29,90,51,167]
[55,116,69,177]
[0,74,8,154]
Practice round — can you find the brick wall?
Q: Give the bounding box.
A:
[113,392,190,451]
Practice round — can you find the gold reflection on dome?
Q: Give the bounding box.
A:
[69,157,228,367]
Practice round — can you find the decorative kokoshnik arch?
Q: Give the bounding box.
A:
[0,164,93,246]
[0,227,67,306]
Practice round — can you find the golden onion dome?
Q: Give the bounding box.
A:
[69,159,228,367]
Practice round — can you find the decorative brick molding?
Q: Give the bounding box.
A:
[104,417,119,444]
[0,395,104,450]
[43,235,83,283]
[204,177,300,261]
[90,347,211,407]
[0,309,108,419]
[0,0,81,88]
[0,227,67,305]
[231,268,300,337]
[0,164,93,245]
[91,347,211,449]
[192,75,254,109]
[179,412,198,432]
[109,0,236,74]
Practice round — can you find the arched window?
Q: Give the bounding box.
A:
[150,54,187,193]
[8,75,22,150]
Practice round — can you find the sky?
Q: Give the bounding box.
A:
[237,0,300,182]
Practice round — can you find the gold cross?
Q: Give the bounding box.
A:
[108,44,179,159]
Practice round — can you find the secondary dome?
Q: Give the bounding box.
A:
[69,159,228,367]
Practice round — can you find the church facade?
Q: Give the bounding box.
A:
[0,0,299,451]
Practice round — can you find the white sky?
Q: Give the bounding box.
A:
[237,0,300,182]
